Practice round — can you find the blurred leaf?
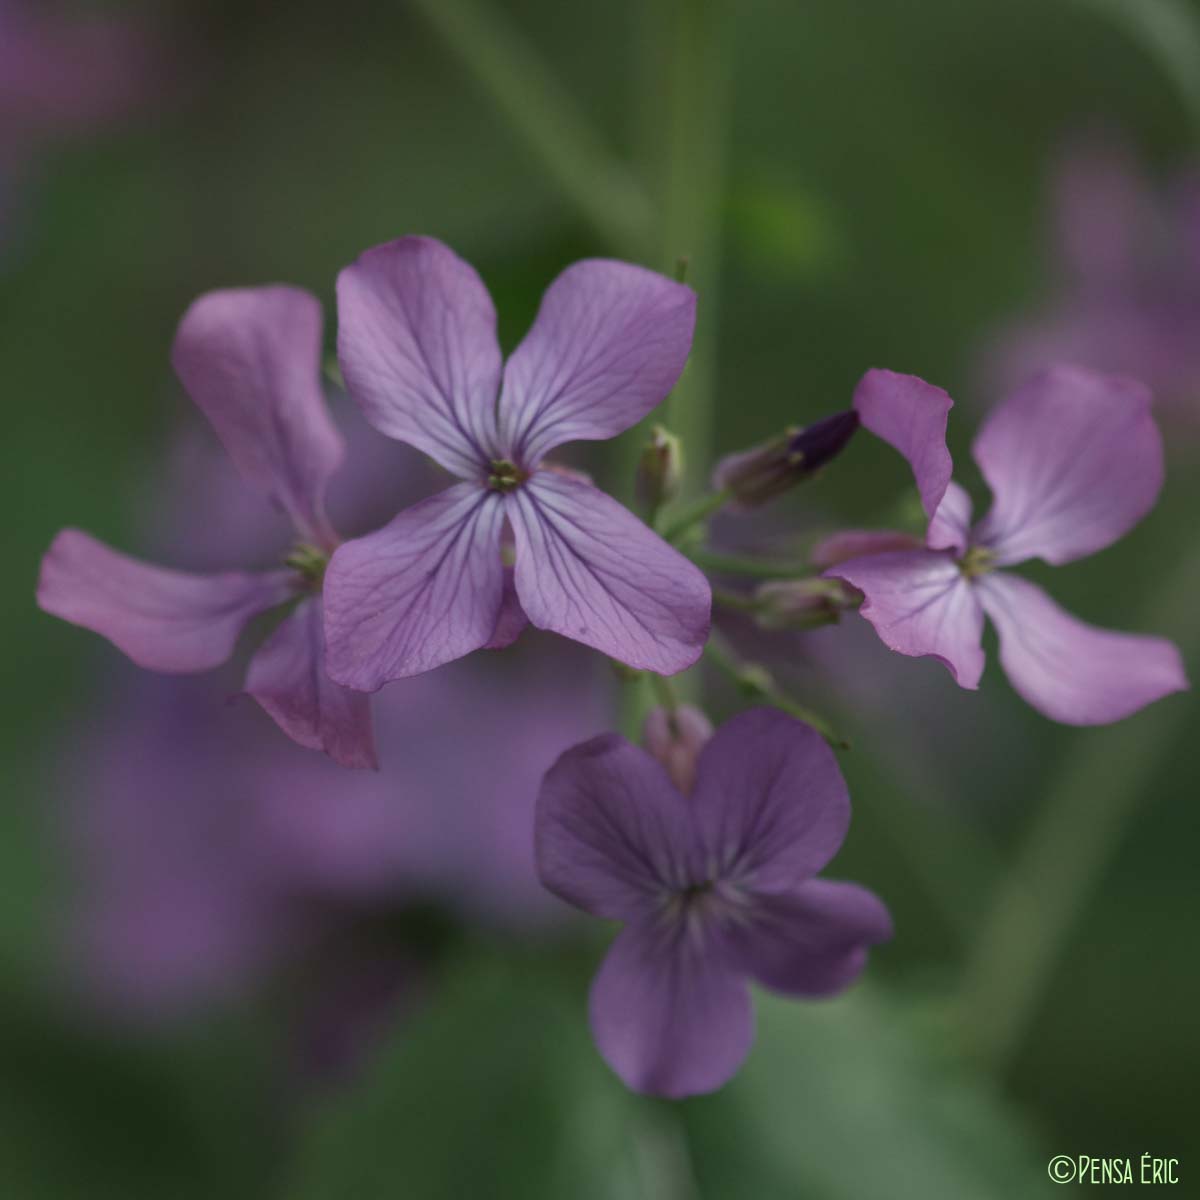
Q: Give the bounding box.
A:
[682,986,1044,1200]
[288,951,651,1200]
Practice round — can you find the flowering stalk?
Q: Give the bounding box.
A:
[957,537,1200,1072]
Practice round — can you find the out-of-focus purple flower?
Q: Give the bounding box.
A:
[535,708,891,1098]
[823,367,1188,725]
[712,409,860,509]
[38,287,379,768]
[68,634,611,1032]
[323,236,711,687]
[984,136,1200,425]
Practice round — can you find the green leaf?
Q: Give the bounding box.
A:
[681,986,1045,1200]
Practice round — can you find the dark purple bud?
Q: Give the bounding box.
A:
[713,409,860,509]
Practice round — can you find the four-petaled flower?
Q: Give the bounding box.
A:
[822,366,1188,724]
[535,708,892,1098]
[322,236,711,688]
[38,287,379,768]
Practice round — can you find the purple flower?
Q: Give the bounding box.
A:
[535,708,891,1098]
[823,366,1188,725]
[984,136,1200,425]
[37,286,378,768]
[322,236,711,688]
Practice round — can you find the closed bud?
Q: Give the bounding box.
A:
[713,409,859,509]
[635,425,684,512]
[754,578,856,630]
[642,704,713,795]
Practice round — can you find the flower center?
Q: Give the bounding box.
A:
[487,458,528,493]
[284,543,329,589]
[958,545,995,580]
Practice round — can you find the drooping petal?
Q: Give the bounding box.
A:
[336,237,503,479]
[484,565,528,650]
[323,483,506,689]
[809,528,922,569]
[852,369,955,519]
[171,286,344,547]
[689,709,851,890]
[498,260,695,465]
[976,572,1187,724]
[826,550,986,687]
[509,471,710,674]
[535,733,696,920]
[737,880,893,997]
[971,366,1163,566]
[245,596,378,769]
[37,529,295,673]
[927,479,974,554]
[588,920,753,1099]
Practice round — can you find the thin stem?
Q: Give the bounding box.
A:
[711,586,759,613]
[408,0,654,252]
[649,672,680,713]
[689,548,815,580]
[1071,0,1200,137]
[704,633,850,750]
[659,488,733,543]
[957,542,1200,1072]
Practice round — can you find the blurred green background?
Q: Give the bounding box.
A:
[3,1,1197,1196]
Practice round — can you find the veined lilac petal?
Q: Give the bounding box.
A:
[171,286,343,548]
[737,880,893,997]
[323,483,505,689]
[971,366,1163,566]
[484,566,528,650]
[336,237,502,479]
[826,550,985,687]
[509,472,710,673]
[37,529,294,673]
[588,920,753,1099]
[852,369,955,519]
[689,709,851,890]
[977,572,1188,724]
[535,733,696,920]
[809,528,923,570]
[498,260,695,465]
[245,597,378,769]
[927,480,974,554]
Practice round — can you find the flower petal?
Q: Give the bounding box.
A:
[245,596,378,769]
[927,480,974,554]
[689,709,851,890]
[852,369,955,519]
[977,572,1188,724]
[498,260,695,465]
[509,472,710,673]
[809,528,923,570]
[323,483,506,689]
[971,365,1163,566]
[737,880,893,997]
[588,920,753,1098]
[826,550,985,687]
[171,286,344,547]
[535,733,697,920]
[484,565,528,650]
[336,237,502,479]
[37,529,294,672]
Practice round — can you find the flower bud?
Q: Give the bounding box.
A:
[642,704,713,796]
[635,425,684,513]
[754,578,856,630]
[713,409,859,509]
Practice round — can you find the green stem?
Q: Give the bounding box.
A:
[958,543,1200,1072]
[659,488,732,543]
[649,672,680,713]
[408,0,654,252]
[711,586,759,613]
[689,548,815,580]
[704,634,850,750]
